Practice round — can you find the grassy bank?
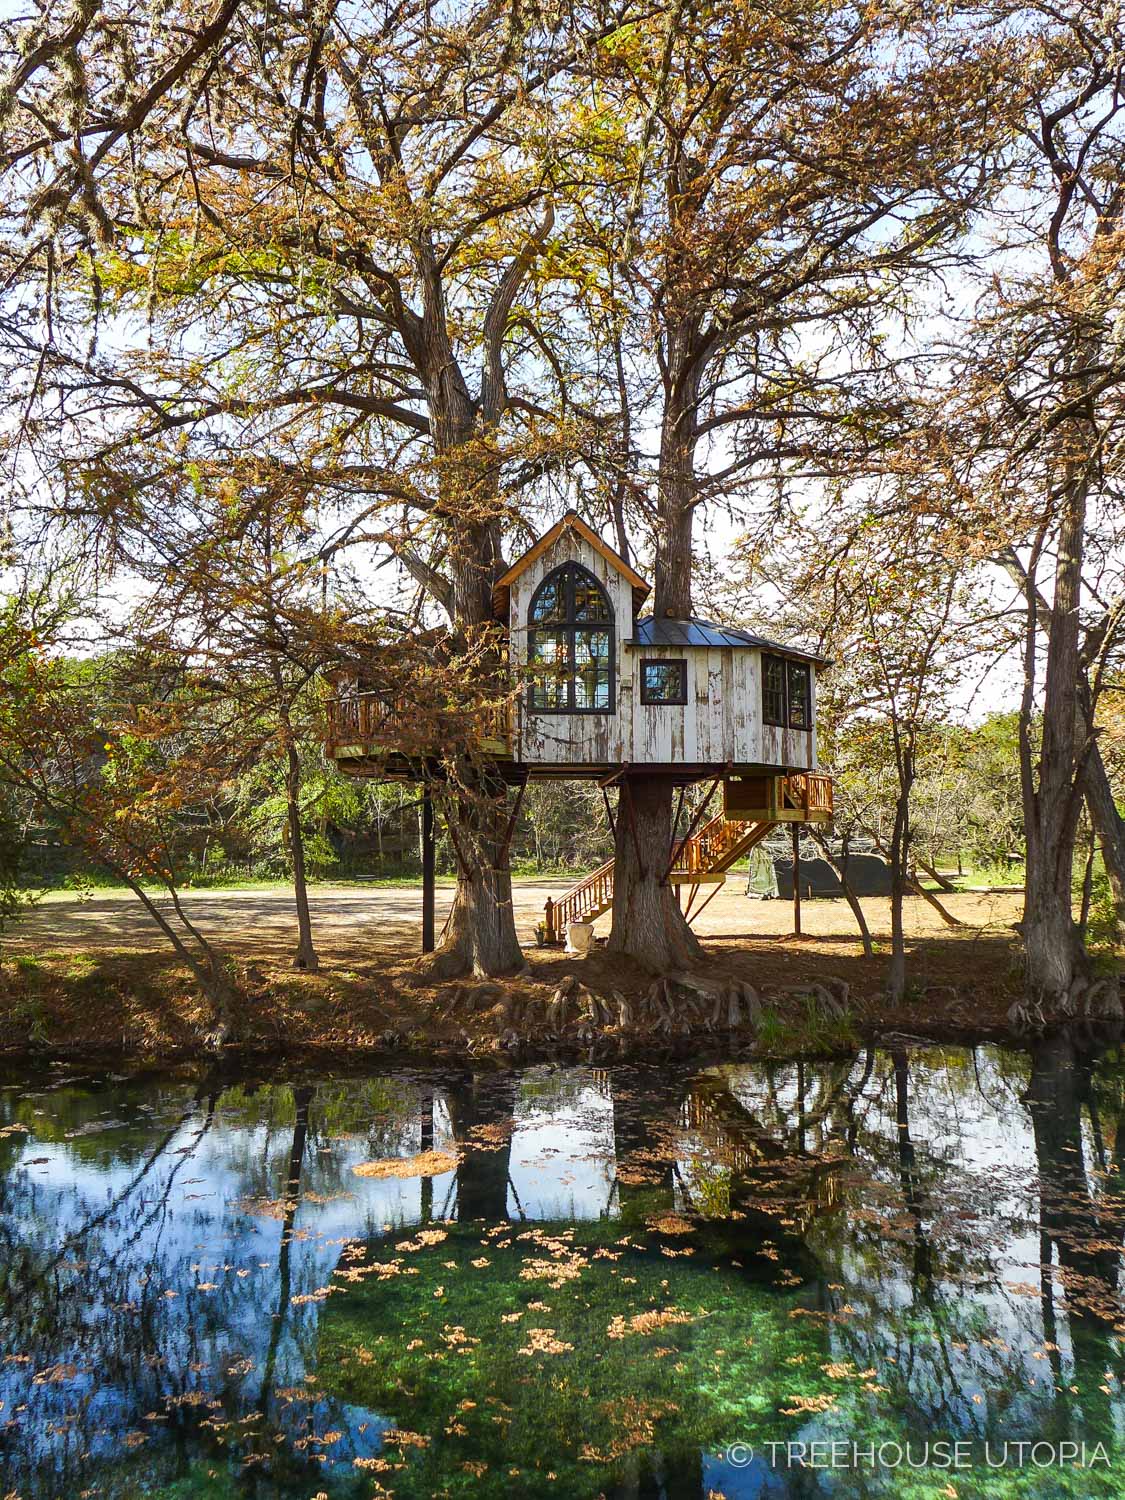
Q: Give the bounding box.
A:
[0,930,1031,1065]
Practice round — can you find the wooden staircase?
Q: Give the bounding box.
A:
[541,770,833,943]
[542,812,773,943]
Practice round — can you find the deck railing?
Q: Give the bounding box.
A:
[326,689,512,757]
[782,771,834,818]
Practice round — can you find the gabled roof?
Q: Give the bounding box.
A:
[626,616,832,666]
[492,511,650,619]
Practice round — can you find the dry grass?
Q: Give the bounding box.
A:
[0,883,1033,1060]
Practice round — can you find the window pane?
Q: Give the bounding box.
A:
[787,662,811,729]
[530,576,563,621]
[763,656,785,725]
[572,573,610,621]
[530,672,567,710]
[642,662,685,703]
[575,669,611,710]
[528,630,566,664]
[574,628,610,666]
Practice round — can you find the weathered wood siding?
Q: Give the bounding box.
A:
[630,645,817,769]
[510,533,817,770]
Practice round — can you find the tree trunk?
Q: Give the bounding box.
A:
[606,776,703,972]
[427,367,525,977]
[1023,458,1091,1005]
[653,503,694,619]
[809,828,874,958]
[283,736,319,972]
[886,774,912,1002]
[422,782,525,979]
[607,340,704,973]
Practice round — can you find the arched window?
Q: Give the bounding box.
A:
[526,563,614,713]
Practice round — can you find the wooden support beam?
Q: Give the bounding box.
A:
[663,774,722,884]
[601,784,617,841]
[686,877,725,928]
[496,776,527,868]
[792,823,802,937]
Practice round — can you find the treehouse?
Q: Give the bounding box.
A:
[326,511,832,945]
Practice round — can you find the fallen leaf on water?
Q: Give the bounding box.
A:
[353,1150,459,1180]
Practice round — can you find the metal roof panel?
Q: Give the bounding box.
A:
[625,616,830,663]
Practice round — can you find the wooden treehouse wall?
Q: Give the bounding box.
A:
[509,531,818,770]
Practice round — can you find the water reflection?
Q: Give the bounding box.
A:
[0,1045,1121,1497]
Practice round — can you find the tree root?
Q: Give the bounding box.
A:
[1010,973,1124,1033]
[431,967,863,1046]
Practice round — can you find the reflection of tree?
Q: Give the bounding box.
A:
[684,1071,840,1280]
[1026,1034,1125,1439]
[444,1070,518,1221]
[258,1084,313,1410]
[610,1065,680,1224]
[892,1048,934,1291]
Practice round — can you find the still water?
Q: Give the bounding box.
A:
[0,1041,1123,1498]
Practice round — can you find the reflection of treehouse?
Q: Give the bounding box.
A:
[325,512,833,948]
[685,1076,846,1240]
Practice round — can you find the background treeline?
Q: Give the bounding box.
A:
[9,701,1040,892]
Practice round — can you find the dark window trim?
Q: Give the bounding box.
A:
[639,658,688,705]
[786,659,812,731]
[526,562,616,715]
[762,653,812,731]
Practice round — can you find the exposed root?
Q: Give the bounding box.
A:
[430,965,863,1048]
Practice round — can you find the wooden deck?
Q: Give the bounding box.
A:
[326,690,514,765]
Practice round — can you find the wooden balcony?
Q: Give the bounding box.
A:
[723,771,833,824]
[325,689,513,762]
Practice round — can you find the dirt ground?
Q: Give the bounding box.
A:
[8,877,1023,963]
[0,877,1034,1062]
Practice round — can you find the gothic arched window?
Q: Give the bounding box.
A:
[526,563,614,713]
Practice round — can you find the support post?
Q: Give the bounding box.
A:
[792,823,802,937]
[422,786,435,954]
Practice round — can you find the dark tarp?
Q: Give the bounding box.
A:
[770,851,892,899]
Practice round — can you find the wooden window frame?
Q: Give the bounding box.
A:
[526,562,615,715]
[762,653,812,730]
[639,658,688,706]
[786,659,812,730]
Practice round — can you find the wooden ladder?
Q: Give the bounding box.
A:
[542,812,773,943]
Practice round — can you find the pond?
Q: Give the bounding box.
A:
[0,1040,1122,1498]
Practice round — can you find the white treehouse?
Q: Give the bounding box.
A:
[327,511,832,944]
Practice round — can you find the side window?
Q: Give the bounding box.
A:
[762,654,811,729]
[640,659,688,705]
[787,661,811,729]
[762,655,786,726]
